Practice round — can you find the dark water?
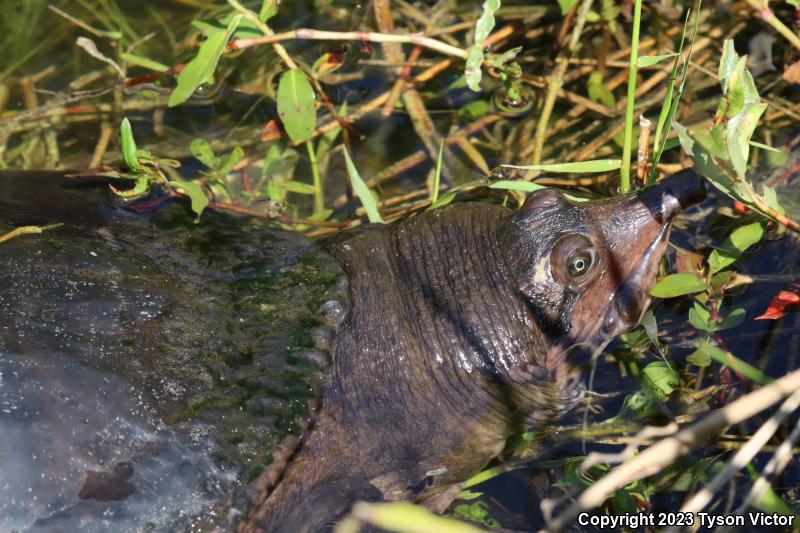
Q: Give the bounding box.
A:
[0,172,344,531]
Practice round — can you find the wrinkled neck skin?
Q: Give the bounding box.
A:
[241,204,585,533]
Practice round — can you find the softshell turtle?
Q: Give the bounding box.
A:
[239,170,706,532]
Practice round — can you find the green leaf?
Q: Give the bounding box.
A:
[307,208,333,221]
[276,69,317,142]
[113,174,150,199]
[489,180,545,193]
[761,185,785,215]
[217,146,244,176]
[343,149,384,224]
[587,72,616,108]
[649,7,697,184]
[457,99,490,121]
[282,181,316,195]
[464,0,501,92]
[637,53,678,68]
[661,138,681,152]
[169,180,209,221]
[428,189,458,210]
[749,140,782,153]
[600,0,621,23]
[557,0,579,14]
[673,121,737,197]
[190,138,218,169]
[650,273,706,298]
[191,19,223,35]
[464,47,486,93]
[311,52,345,79]
[119,117,143,171]
[585,10,600,22]
[621,389,663,418]
[352,501,485,533]
[719,40,738,95]
[642,361,680,400]
[259,0,279,22]
[455,490,484,501]
[715,40,768,180]
[686,344,712,367]
[432,140,444,203]
[640,309,659,345]
[715,307,745,331]
[488,181,588,202]
[486,46,522,69]
[169,15,241,107]
[688,302,711,331]
[766,148,789,168]
[710,270,736,292]
[726,100,767,179]
[501,159,621,173]
[708,222,764,273]
[121,52,169,72]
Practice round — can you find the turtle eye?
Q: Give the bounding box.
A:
[551,234,597,284]
[568,248,595,277]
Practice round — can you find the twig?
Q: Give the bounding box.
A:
[542,368,800,532]
[226,0,298,70]
[47,5,119,40]
[381,46,422,117]
[90,121,113,169]
[372,0,445,168]
[229,28,469,60]
[667,389,800,533]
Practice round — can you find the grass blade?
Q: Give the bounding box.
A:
[343,148,384,224]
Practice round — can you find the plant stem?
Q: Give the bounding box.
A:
[226,0,298,69]
[230,28,469,60]
[620,0,643,193]
[745,0,800,52]
[0,223,62,245]
[306,141,324,214]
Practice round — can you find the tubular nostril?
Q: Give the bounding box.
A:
[663,169,707,213]
[636,169,707,223]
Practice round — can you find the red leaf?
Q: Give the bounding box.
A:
[755,289,800,320]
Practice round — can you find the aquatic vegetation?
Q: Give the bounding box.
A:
[1,0,799,531]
